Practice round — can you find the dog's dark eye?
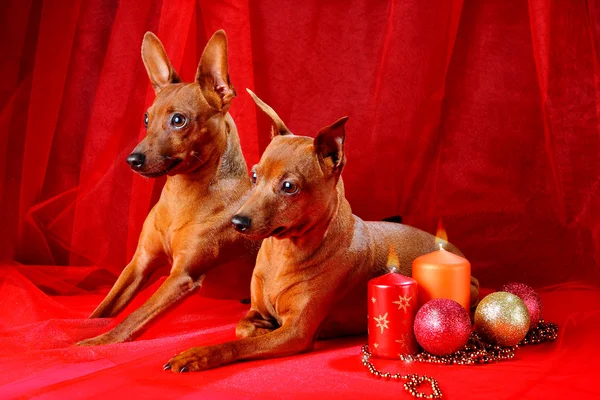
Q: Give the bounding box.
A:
[171,113,187,128]
[282,181,298,194]
[251,171,257,184]
[143,113,149,127]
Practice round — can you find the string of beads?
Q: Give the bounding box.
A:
[361,320,558,398]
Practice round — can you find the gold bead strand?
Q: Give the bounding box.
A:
[361,345,443,399]
[361,320,558,396]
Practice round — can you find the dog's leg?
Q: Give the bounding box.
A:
[89,252,161,319]
[89,218,164,318]
[235,309,278,339]
[77,267,203,346]
[165,320,313,372]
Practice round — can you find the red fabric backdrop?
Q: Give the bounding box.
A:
[1,0,599,398]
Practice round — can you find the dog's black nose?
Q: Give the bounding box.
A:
[126,153,146,169]
[232,215,252,232]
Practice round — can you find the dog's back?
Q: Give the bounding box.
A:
[365,219,463,275]
[317,215,464,338]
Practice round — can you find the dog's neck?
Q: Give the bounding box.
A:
[164,113,248,196]
[271,178,354,257]
[214,114,249,180]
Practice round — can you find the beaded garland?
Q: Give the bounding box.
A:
[361,320,558,398]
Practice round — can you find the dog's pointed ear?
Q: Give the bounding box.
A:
[314,116,348,175]
[196,30,236,111]
[141,32,181,93]
[246,89,292,137]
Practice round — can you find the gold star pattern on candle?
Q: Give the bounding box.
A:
[395,334,410,349]
[373,343,379,349]
[371,297,377,303]
[392,294,412,312]
[374,313,390,334]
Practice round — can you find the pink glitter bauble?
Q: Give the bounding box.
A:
[501,282,543,326]
[413,299,471,356]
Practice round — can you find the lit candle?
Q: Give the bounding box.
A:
[412,243,471,310]
[368,249,419,358]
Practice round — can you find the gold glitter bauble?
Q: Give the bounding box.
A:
[474,292,530,346]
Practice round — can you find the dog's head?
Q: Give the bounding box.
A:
[231,90,347,239]
[126,30,235,177]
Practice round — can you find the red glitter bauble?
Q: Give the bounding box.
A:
[413,299,471,356]
[501,282,543,326]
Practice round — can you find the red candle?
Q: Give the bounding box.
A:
[412,244,471,310]
[368,270,419,358]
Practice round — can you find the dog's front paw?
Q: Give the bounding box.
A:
[164,345,227,373]
[77,331,127,346]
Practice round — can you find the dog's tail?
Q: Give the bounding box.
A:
[382,215,402,224]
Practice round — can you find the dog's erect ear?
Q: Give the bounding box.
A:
[246,89,292,137]
[314,116,348,175]
[196,30,236,111]
[141,32,181,93]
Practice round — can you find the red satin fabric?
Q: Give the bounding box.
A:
[1,0,599,398]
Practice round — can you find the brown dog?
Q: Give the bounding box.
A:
[77,31,259,346]
[163,90,479,372]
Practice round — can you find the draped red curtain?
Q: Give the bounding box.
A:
[1,0,599,288]
[0,1,599,397]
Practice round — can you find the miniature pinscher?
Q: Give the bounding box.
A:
[78,31,259,345]
[163,90,479,372]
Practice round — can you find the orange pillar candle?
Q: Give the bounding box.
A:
[412,244,471,310]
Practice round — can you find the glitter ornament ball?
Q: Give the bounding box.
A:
[501,282,543,327]
[413,298,472,356]
[474,292,530,346]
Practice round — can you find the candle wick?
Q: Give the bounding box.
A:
[438,242,444,251]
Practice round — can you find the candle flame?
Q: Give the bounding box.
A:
[387,246,399,272]
[435,218,448,248]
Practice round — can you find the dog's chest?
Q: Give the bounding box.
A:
[152,196,235,262]
[255,256,333,326]
[253,261,303,322]
[256,271,290,323]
